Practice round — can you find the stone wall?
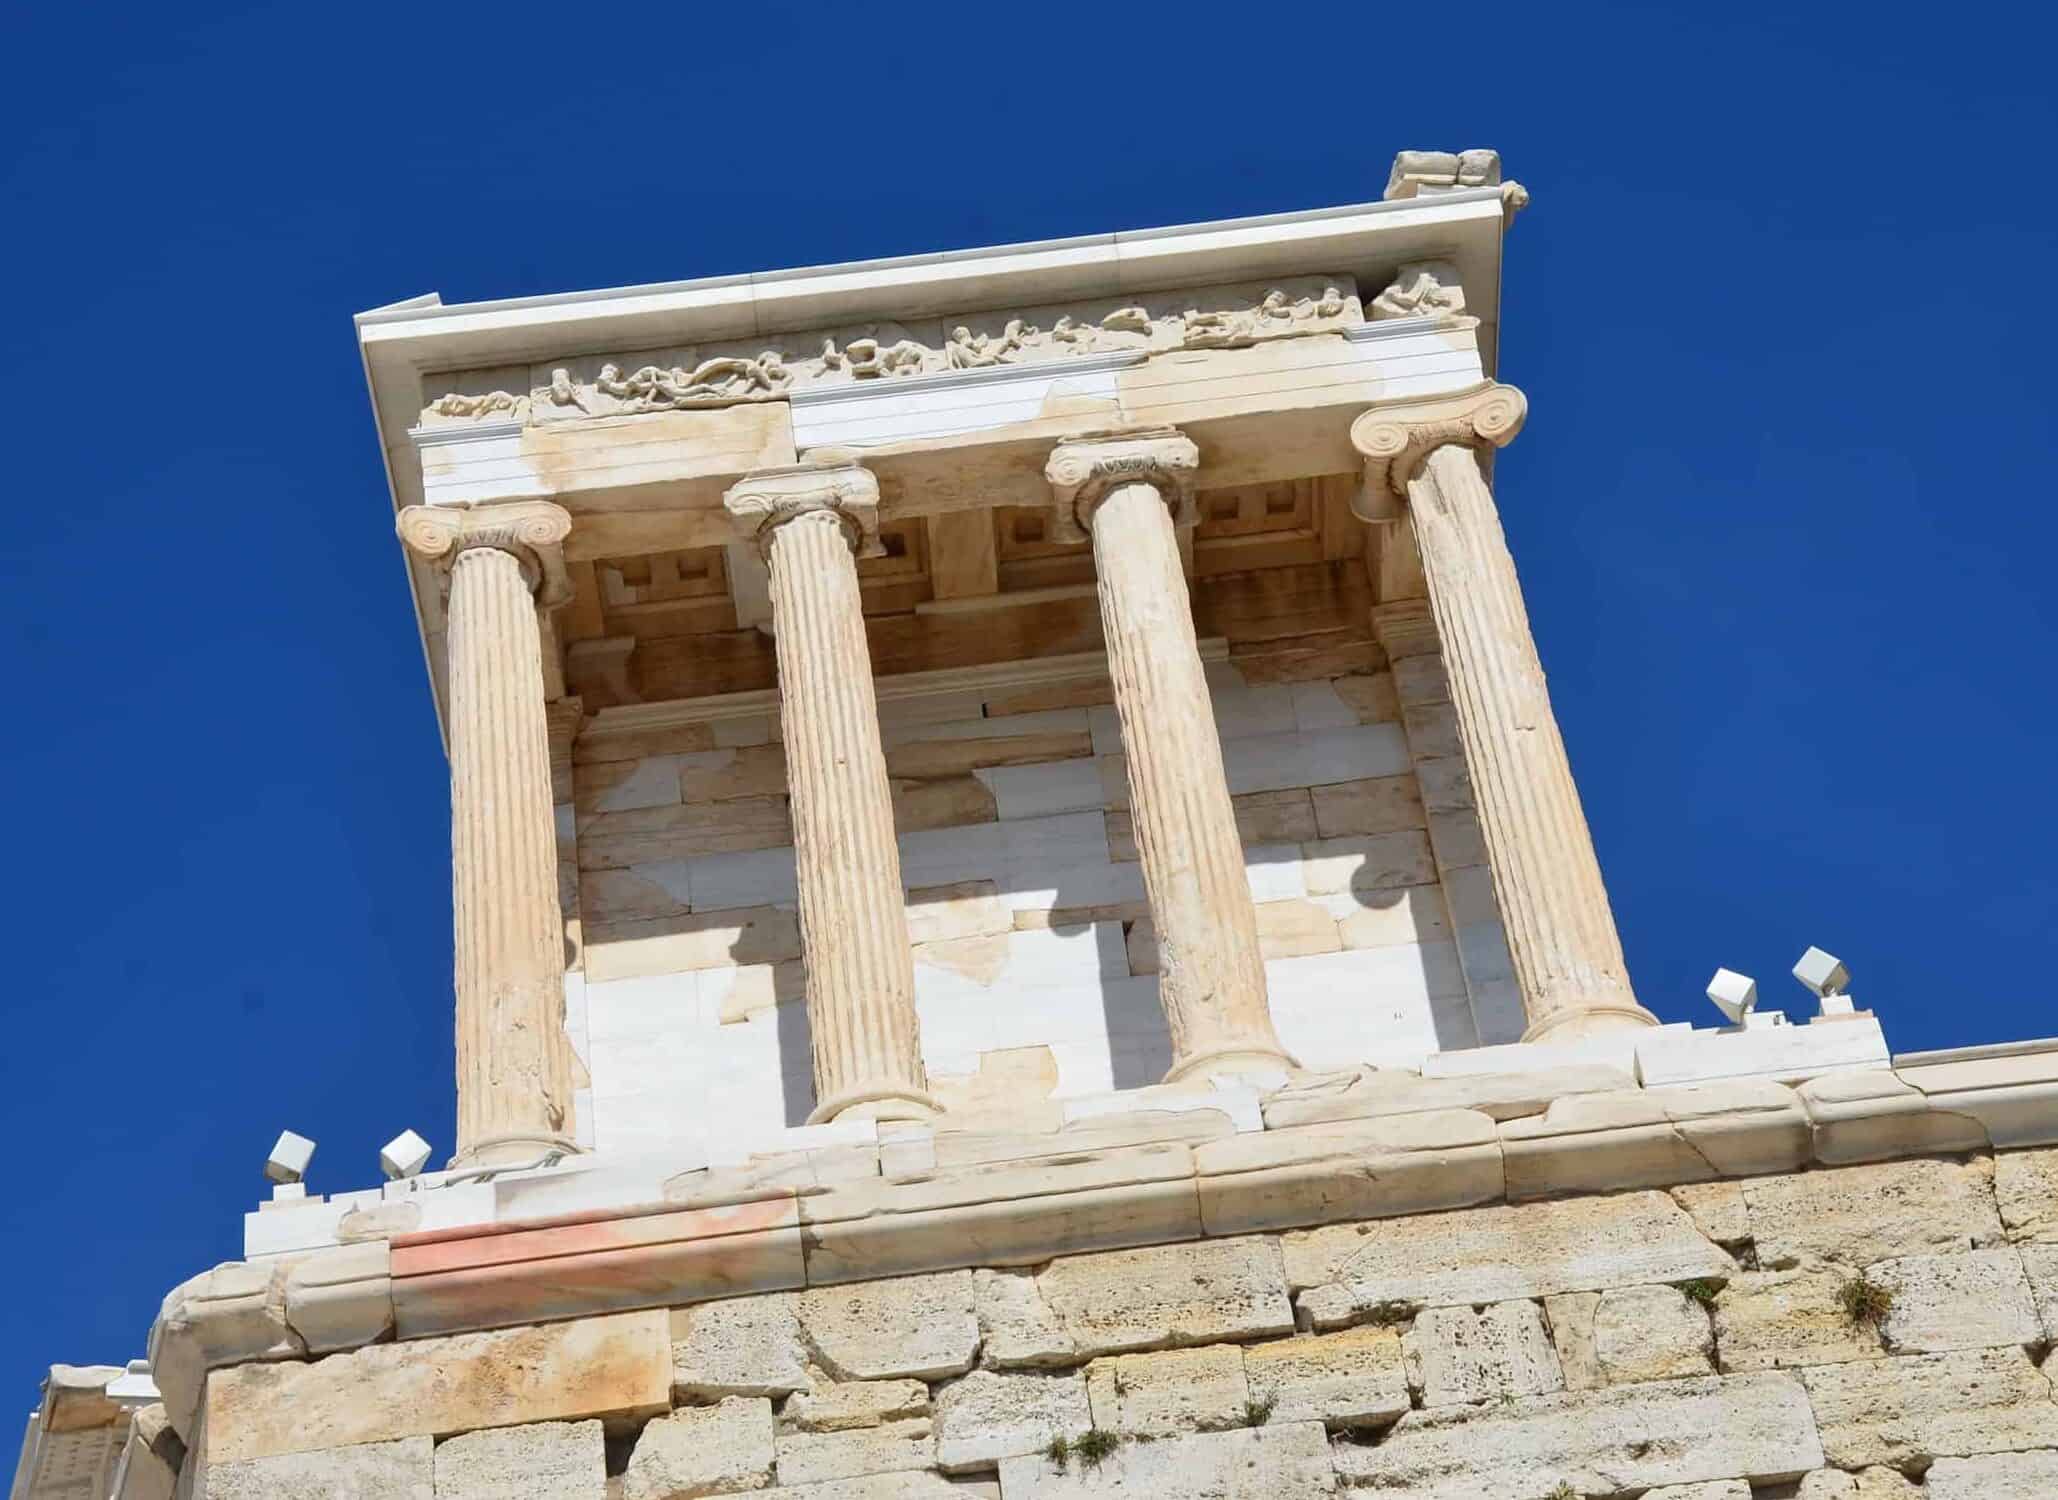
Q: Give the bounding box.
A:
[173,1143,2058,1498]
[564,654,1523,1156]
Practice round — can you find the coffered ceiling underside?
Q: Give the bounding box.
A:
[564,474,1397,707]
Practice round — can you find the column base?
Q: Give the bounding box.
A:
[808,1086,941,1126]
[448,1131,582,1171]
[1163,1042,1300,1088]
[1521,1001,1662,1044]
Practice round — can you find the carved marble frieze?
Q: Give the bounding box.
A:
[414,274,1366,429]
[1370,259,1469,323]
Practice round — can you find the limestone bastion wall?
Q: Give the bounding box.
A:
[123,1064,2058,1499]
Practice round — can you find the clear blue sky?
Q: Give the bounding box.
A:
[3,0,2053,1403]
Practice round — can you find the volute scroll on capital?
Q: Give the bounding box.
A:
[722,461,886,561]
[395,501,574,606]
[1043,427,1201,544]
[1347,383,1528,521]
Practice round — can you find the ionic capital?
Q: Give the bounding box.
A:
[1348,383,1528,520]
[1045,427,1201,543]
[723,462,885,560]
[396,501,574,605]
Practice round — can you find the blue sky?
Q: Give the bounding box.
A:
[2,0,2053,1404]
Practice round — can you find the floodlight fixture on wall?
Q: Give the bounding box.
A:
[265,1130,316,1185]
[1705,968,1758,1025]
[380,1129,434,1181]
[1793,947,1851,998]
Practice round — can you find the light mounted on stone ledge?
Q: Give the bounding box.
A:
[380,1129,433,1181]
[264,1130,315,1185]
[1793,946,1850,998]
[1706,968,1759,1025]
[1794,946,1859,1018]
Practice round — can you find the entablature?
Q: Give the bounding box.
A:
[360,171,1516,726]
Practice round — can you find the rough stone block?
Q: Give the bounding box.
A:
[206,1436,432,1499]
[970,1268,1077,1370]
[432,1420,605,1500]
[204,1310,670,1463]
[1644,1485,1751,1500]
[112,1425,177,1500]
[1800,1347,2058,1468]
[2025,1244,2058,1341]
[1085,1345,1250,1437]
[1741,1158,2002,1268]
[932,1368,1090,1472]
[1543,1291,1603,1391]
[1240,1325,1407,1428]
[1402,1301,1562,1406]
[1333,1372,1824,1498]
[996,1421,1337,1497]
[1870,1248,2043,1354]
[1791,1469,1924,1498]
[772,1418,934,1486]
[1670,1181,1751,1247]
[1712,1266,1885,1372]
[750,1477,988,1500]
[1926,1451,2058,1500]
[1286,1192,1733,1327]
[670,1294,810,1399]
[799,1273,978,1380]
[783,1378,928,1432]
[1034,1238,1293,1356]
[1590,1284,1715,1382]
[1996,1147,2058,1242]
[621,1399,774,1498]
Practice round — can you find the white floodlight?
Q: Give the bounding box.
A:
[1705,968,1758,1025]
[380,1129,434,1181]
[1792,947,1850,998]
[265,1130,316,1185]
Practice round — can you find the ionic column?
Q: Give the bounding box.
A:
[1351,386,1658,1041]
[1047,430,1295,1081]
[396,500,581,1165]
[724,464,937,1123]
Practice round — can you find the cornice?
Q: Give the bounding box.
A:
[359,189,1512,743]
[355,190,1507,348]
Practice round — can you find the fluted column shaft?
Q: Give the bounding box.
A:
[1049,431,1294,1081]
[728,467,936,1122]
[398,501,579,1166]
[1352,387,1657,1041]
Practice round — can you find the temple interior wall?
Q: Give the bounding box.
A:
[556,632,1522,1159]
